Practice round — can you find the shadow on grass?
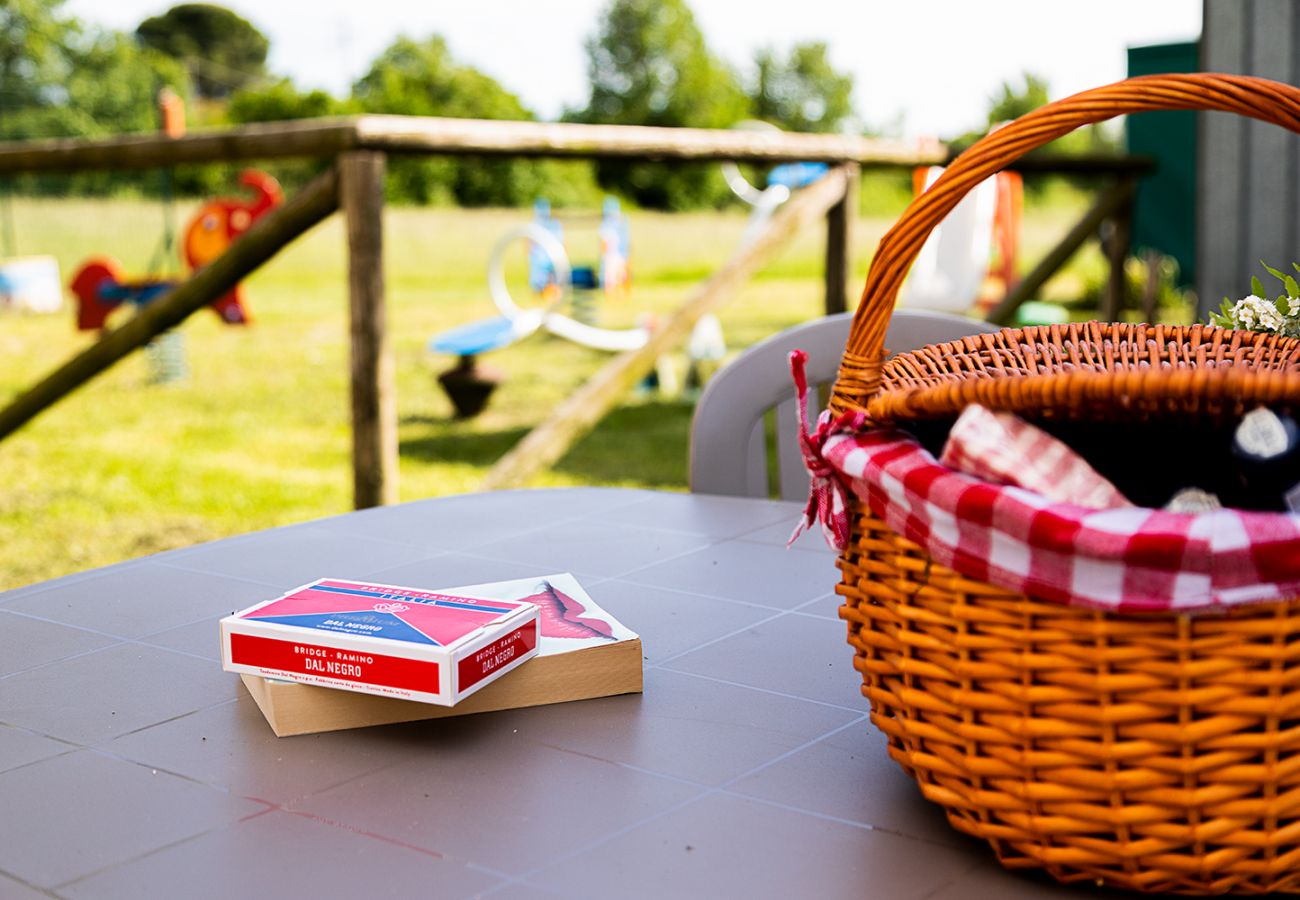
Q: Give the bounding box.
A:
[399,399,694,489]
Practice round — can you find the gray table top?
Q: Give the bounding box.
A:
[0,488,1126,899]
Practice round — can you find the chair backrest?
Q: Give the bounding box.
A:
[689,310,1001,499]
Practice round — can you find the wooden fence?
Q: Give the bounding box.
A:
[0,114,1149,508]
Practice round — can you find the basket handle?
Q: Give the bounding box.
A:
[830,73,1300,416]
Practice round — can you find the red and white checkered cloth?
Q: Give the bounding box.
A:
[789,351,1300,613]
[939,404,1133,510]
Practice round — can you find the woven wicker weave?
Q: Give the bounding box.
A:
[831,73,1300,895]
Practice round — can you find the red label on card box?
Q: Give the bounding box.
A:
[229,632,441,694]
[457,620,537,691]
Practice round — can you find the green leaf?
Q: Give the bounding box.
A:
[1285,275,1299,299]
[1253,275,1266,297]
[1263,261,1288,283]
[1277,297,1290,316]
[1291,262,1300,277]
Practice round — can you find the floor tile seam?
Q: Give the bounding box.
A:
[1,607,136,643]
[49,809,278,895]
[261,802,517,878]
[92,697,237,747]
[0,563,148,607]
[438,536,724,583]
[649,608,795,667]
[363,519,563,555]
[513,790,714,884]
[787,607,848,625]
[581,499,799,540]
[276,806,515,873]
[148,557,310,589]
[712,786,973,856]
[595,573,818,615]
[597,539,763,584]
[731,534,838,557]
[84,736,251,795]
[527,740,715,793]
[278,749,455,813]
[416,498,664,555]
[0,744,83,779]
[917,861,994,900]
[0,627,234,674]
[717,715,869,789]
[712,786,879,834]
[0,865,62,899]
[475,876,566,899]
[0,634,129,682]
[653,666,870,715]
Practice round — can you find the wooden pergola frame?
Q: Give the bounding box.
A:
[0,115,1151,507]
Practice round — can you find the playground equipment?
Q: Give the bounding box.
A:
[69,169,284,332]
[898,165,1027,317]
[183,169,284,323]
[0,256,62,314]
[429,197,649,417]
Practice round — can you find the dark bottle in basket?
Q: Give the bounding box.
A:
[1232,407,1300,512]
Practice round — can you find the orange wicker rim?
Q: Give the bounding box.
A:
[828,73,1300,419]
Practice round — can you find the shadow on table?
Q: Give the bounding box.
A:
[400,400,694,489]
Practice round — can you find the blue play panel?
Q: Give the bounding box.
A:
[768,162,829,189]
[429,315,519,356]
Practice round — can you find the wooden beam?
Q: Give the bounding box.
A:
[0,116,947,174]
[479,166,853,492]
[985,178,1137,325]
[352,116,941,166]
[0,168,339,440]
[339,151,398,510]
[823,163,859,315]
[0,120,357,174]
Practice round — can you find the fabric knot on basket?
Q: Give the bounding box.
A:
[787,348,864,550]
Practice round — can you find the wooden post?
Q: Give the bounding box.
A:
[479,166,853,492]
[0,169,339,441]
[823,163,859,315]
[339,151,398,509]
[1100,182,1136,321]
[985,178,1136,325]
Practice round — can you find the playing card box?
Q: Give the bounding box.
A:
[220,578,540,706]
[237,574,642,736]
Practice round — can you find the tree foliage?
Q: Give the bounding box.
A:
[352,35,597,207]
[752,42,853,134]
[0,0,190,195]
[576,0,747,209]
[0,0,76,112]
[136,3,268,98]
[986,71,1050,127]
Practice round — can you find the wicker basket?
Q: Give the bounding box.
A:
[831,73,1300,896]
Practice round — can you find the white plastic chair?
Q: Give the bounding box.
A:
[689,310,1000,499]
[898,166,1000,314]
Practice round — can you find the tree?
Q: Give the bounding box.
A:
[0,0,75,113]
[228,79,350,123]
[752,42,853,134]
[987,71,1117,155]
[987,71,1050,127]
[352,35,597,206]
[576,0,748,209]
[136,4,268,98]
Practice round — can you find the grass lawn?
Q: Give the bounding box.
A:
[0,190,1097,589]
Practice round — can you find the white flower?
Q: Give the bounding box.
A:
[1232,294,1284,332]
[1289,296,1300,316]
